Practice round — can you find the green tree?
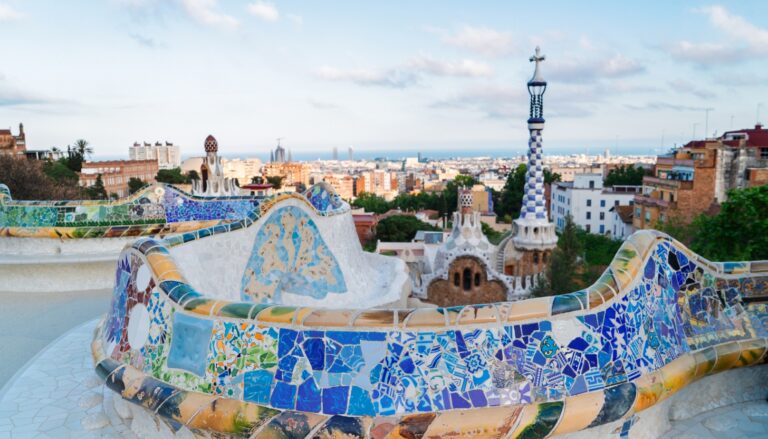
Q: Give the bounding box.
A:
[481,222,507,245]
[604,164,648,186]
[689,185,768,261]
[0,155,84,200]
[352,192,392,214]
[42,160,79,184]
[495,164,560,219]
[73,139,93,159]
[128,177,145,194]
[375,215,439,242]
[187,170,200,181]
[84,174,108,200]
[532,214,582,297]
[266,176,284,190]
[155,167,190,184]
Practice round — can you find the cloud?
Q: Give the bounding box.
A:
[662,6,768,65]
[668,78,716,99]
[547,54,645,83]
[407,56,492,78]
[625,102,710,112]
[247,1,278,22]
[308,99,340,110]
[0,3,22,21]
[315,66,419,89]
[431,85,526,119]
[698,5,768,50]
[179,0,238,29]
[315,55,492,88]
[442,26,517,57]
[663,41,750,65]
[712,72,768,87]
[129,33,159,48]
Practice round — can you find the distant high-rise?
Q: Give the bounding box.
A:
[272,138,287,163]
[332,147,339,161]
[129,140,180,170]
[348,146,354,161]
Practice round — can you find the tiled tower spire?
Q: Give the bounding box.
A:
[520,46,548,221]
[511,47,558,252]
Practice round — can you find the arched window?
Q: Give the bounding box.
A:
[463,268,472,291]
[542,252,548,263]
[533,252,539,264]
[474,272,481,287]
[453,272,460,287]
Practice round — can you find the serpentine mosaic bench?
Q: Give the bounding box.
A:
[91,218,768,438]
[0,183,259,239]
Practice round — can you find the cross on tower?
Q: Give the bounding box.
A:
[529,46,545,65]
[529,46,546,83]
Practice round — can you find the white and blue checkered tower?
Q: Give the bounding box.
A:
[512,47,558,251]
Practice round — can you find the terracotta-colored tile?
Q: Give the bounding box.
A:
[423,405,523,439]
[303,309,355,327]
[551,391,604,435]
[404,309,447,328]
[507,298,551,322]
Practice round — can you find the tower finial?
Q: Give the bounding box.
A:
[529,46,546,84]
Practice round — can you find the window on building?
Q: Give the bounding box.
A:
[615,200,620,206]
[462,268,472,291]
[599,224,605,234]
[586,212,591,220]
[589,180,595,189]
[645,211,651,222]
[586,199,592,207]
[600,200,606,207]
[635,207,641,218]
[586,224,591,232]
[474,273,480,287]
[533,252,539,264]
[761,148,768,159]
[453,272,460,287]
[599,212,605,220]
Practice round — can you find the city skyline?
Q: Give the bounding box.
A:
[1,1,767,156]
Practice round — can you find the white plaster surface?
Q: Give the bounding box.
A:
[0,237,130,293]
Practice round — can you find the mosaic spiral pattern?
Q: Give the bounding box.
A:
[92,220,768,438]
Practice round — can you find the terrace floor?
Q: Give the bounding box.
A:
[0,289,109,389]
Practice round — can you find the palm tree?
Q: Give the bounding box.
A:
[73,139,93,159]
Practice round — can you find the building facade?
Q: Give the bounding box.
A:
[129,141,181,170]
[550,173,641,235]
[0,123,26,156]
[79,159,158,198]
[635,124,768,230]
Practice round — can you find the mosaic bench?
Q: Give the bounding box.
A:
[91,217,768,438]
[0,183,260,239]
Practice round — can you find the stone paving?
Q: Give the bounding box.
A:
[0,289,109,388]
[660,400,768,439]
[1,319,767,438]
[0,319,133,439]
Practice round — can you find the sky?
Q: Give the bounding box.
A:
[0,1,767,159]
